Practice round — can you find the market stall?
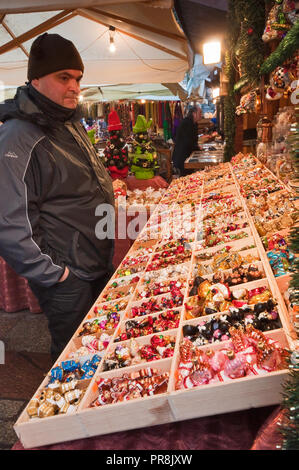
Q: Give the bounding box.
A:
[12,156,297,449]
[1,0,298,453]
[184,144,224,170]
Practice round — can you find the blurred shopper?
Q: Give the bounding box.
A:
[172,105,202,175]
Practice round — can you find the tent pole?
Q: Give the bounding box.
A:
[0,10,77,56]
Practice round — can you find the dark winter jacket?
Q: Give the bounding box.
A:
[172,116,198,172]
[0,85,115,287]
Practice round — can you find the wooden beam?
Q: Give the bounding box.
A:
[0,10,76,56]
[87,7,185,42]
[2,20,29,57]
[77,8,187,61]
[0,1,145,15]
[0,14,5,24]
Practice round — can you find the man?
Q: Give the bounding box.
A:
[172,105,202,175]
[0,33,115,361]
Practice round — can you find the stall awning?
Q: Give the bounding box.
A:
[0,1,191,86]
[80,82,187,101]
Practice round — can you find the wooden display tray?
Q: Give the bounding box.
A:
[14,161,295,449]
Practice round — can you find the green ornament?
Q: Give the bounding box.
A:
[133,115,153,133]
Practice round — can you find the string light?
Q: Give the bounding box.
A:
[109,26,116,53]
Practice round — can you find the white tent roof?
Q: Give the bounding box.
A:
[0,1,191,87]
[80,82,187,101]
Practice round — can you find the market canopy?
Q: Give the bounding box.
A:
[80,82,187,101]
[0,1,191,87]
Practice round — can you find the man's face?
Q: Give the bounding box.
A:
[31,69,83,109]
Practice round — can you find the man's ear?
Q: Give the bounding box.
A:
[31,78,39,89]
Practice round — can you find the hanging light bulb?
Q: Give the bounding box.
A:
[109,37,116,53]
[109,26,116,53]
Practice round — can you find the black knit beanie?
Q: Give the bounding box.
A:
[27,33,84,81]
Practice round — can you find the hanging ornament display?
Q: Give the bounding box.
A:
[262,0,295,43]
[272,65,292,91]
[103,110,129,180]
[265,86,283,100]
[265,58,298,100]
[235,90,258,115]
[283,0,299,24]
[128,115,159,180]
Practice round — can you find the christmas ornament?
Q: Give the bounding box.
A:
[129,115,159,180]
[262,0,293,43]
[103,110,129,180]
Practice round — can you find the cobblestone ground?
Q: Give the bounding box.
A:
[0,311,52,450]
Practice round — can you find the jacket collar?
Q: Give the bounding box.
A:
[0,84,82,127]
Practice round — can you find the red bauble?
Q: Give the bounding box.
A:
[247,27,253,35]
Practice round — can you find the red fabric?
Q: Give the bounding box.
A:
[12,406,277,450]
[113,211,132,268]
[251,407,284,450]
[0,257,41,313]
[109,165,129,180]
[113,210,150,268]
[125,175,168,191]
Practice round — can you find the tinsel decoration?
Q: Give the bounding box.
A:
[260,20,299,75]
[233,0,266,92]
[277,105,299,450]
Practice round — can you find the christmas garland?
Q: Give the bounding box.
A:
[277,105,299,450]
[224,0,265,160]
[224,0,239,162]
[233,0,266,93]
[260,20,299,75]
